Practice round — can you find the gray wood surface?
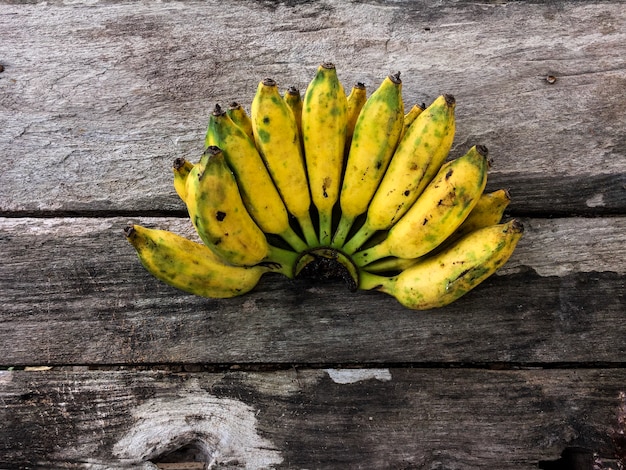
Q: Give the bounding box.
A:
[1,368,625,469]
[1,0,625,216]
[1,216,625,366]
[1,0,625,468]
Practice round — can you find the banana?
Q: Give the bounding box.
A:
[359,219,524,309]
[352,145,489,266]
[399,102,425,142]
[226,101,255,143]
[128,64,524,308]
[185,145,270,266]
[452,188,511,239]
[125,224,276,298]
[332,72,404,248]
[284,86,303,137]
[250,77,318,247]
[301,62,348,245]
[172,157,194,203]
[205,104,308,252]
[343,94,456,254]
[345,82,367,146]
[364,188,511,274]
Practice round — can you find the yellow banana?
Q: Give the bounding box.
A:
[399,102,425,142]
[204,104,307,252]
[333,72,404,248]
[343,94,456,254]
[301,62,348,245]
[250,77,318,247]
[364,188,511,274]
[345,81,367,146]
[453,188,511,239]
[225,101,255,143]
[185,145,270,266]
[352,145,489,266]
[358,219,524,309]
[172,157,194,203]
[284,86,303,137]
[124,224,292,298]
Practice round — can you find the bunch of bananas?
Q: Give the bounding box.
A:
[125,63,523,310]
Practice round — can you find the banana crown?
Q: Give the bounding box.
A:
[126,63,523,309]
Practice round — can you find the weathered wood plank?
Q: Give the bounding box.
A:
[1,368,624,469]
[1,216,624,366]
[0,0,624,215]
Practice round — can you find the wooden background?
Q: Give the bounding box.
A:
[1,0,625,468]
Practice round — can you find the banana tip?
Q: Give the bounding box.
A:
[444,94,456,106]
[390,71,401,84]
[173,157,187,170]
[212,103,226,116]
[321,61,335,69]
[123,225,135,238]
[510,219,524,233]
[476,144,489,157]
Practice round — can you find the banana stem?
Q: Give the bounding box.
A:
[280,227,309,253]
[331,213,354,249]
[298,212,319,248]
[342,221,375,255]
[358,270,395,293]
[351,242,388,267]
[318,210,332,246]
[265,245,299,279]
[364,256,417,274]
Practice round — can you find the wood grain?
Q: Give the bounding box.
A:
[1,368,624,469]
[0,0,624,215]
[1,216,624,366]
[1,0,625,467]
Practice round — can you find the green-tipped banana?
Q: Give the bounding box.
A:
[333,72,404,248]
[250,77,318,247]
[343,94,456,254]
[185,146,270,266]
[225,101,255,143]
[353,145,489,266]
[301,62,348,245]
[359,219,524,309]
[125,224,277,298]
[364,187,511,274]
[205,104,307,252]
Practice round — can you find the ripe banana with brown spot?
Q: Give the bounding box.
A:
[343,94,456,254]
[124,224,284,298]
[333,72,404,248]
[358,219,524,309]
[250,77,318,247]
[352,145,489,266]
[205,104,307,252]
[363,187,511,274]
[301,62,348,245]
[185,146,270,266]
